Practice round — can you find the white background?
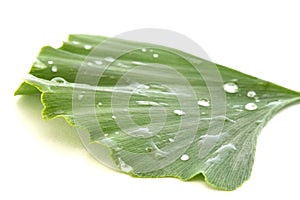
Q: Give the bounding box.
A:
[1,0,300,199]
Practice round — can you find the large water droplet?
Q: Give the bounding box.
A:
[51,65,58,72]
[245,103,258,111]
[197,98,210,107]
[180,154,189,161]
[173,110,186,116]
[247,91,256,98]
[223,82,239,93]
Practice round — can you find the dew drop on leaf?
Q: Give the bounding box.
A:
[51,77,67,84]
[153,53,159,58]
[104,56,115,62]
[197,98,210,107]
[84,44,92,50]
[223,82,239,93]
[51,65,58,72]
[180,154,190,161]
[173,110,186,116]
[245,103,258,111]
[247,91,256,98]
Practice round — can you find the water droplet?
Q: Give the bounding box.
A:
[132,61,146,65]
[92,61,101,65]
[136,101,159,106]
[245,103,258,111]
[153,53,159,58]
[197,98,210,107]
[48,60,54,65]
[104,134,109,137]
[267,100,282,106]
[223,82,239,93]
[115,131,119,134]
[141,48,147,52]
[216,143,237,153]
[255,120,264,124]
[255,97,260,102]
[97,102,102,106]
[78,94,84,101]
[104,56,115,62]
[72,41,79,45]
[84,45,92,50]
[51,77,67,84]
[87,62,93,66]
[51,65,58,72]
[118,158,133,173]
[173,110,186,116]
[112,115,117,119]
[247,91,256,98]
[168,138,175,143]
[180,154,189,161]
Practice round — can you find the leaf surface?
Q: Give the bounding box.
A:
[15,34,300,190]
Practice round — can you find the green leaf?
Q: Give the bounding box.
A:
[15,34,300,190]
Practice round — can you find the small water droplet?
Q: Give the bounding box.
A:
[180,154,189,161]
[141,48,147,52]
[132,61,146,65]
[84,45,92,50]
[112,115,117,119]
[78,94,84,101]
[197,98,210,107]
[72,41,79,45]
[255,97,260,102]
[104,56,115,62]
[136,101,159,106]
[168,138,175,143]
[97,102,102,106]
[267,100,282,106]
[48,60,54,65]
[173,110,186,116]
[223,82,239,93]
[51,77,67,84]
[95,60,103,65]
[51,65,58,72]
[118,158,133,173]
[104,134,109,137]
[245,103,258,111]
[247,91,256,98]
[153,53,159,58]
[255,120,264,124]
[87,62,93,66]
[115,131,119,134]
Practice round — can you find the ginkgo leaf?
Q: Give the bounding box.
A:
[15,34,300,190]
